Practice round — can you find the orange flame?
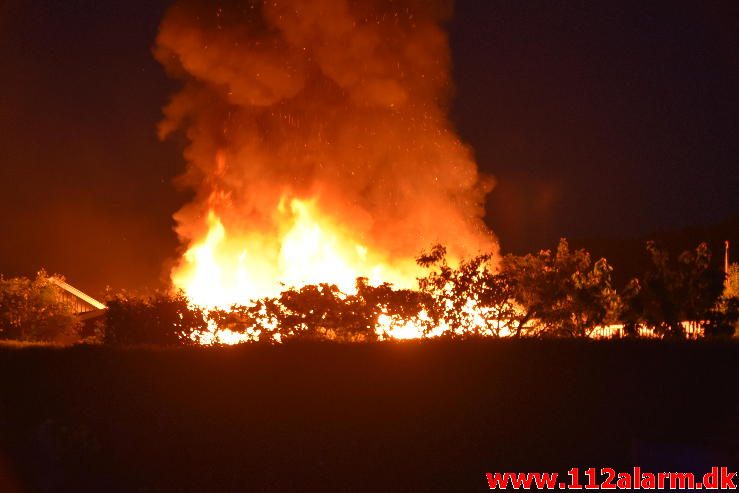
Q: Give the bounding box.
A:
[172,194,422,309]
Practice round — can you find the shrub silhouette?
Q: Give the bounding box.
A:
[620,242,725,338]
[500,239,620,337]
[0,271,81,343]
[104,291,205,345]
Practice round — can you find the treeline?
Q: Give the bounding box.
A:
[1,240,737,345]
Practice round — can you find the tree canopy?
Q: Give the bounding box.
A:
[0,271,81,343]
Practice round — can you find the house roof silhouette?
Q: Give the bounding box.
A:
[49,277,106,315]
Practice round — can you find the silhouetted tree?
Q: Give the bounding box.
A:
[206,302,278,344]
[272,283,374,341]
[702,297,738,338]
[417,245,521,337]
[620,242,724,337]
[703,262,739,337]
[358,278,438,338]
[501,239,621,337]
[215,280,424,343]
[0,271,81,342]
[724,263,739,300]
[104,291,206,345]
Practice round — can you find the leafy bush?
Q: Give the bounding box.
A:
[206,280,435,343]
[0,271,81,343]
[725,263,739,299]
[620,242,725,337]
[703,263,739,337]
[417,245,520,337]
[103,291,206,345]
[500,239,620,337]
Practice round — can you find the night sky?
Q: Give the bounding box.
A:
[1,0,737,295]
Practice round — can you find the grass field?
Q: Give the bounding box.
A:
[0,340,737,492]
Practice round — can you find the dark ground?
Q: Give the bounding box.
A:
[0,340,737,492]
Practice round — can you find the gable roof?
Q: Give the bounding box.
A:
[49,277,106,310]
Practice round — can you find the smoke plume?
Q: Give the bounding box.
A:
[155,0,497,302]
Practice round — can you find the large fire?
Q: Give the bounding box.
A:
[157,0,499,342]
[173,195,423,307]
[170,192,487,342]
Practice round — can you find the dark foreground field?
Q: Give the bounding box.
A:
[0,340,737,492]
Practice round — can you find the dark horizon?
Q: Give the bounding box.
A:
[1,0,737,296]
